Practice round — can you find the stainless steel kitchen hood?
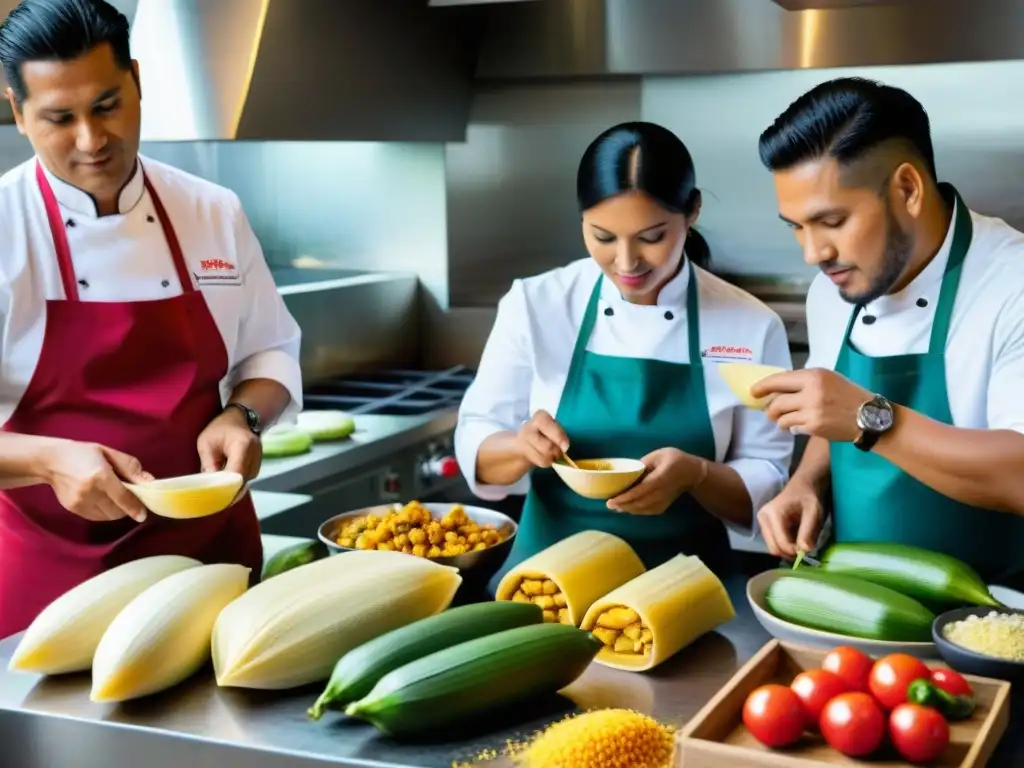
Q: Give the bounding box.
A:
[476,0,1024,79]
[132,0,479,142]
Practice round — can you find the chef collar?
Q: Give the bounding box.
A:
[39,157,145,218]
[864,197,958,317]
[600,255,690,309]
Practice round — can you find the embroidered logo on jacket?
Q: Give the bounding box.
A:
[701,345,754,362]
[194,258,241,286]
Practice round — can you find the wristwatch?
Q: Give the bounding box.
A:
[853,394,894,452]
[226,402,262,436]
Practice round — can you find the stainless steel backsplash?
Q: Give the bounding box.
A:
[445,59,1024,310]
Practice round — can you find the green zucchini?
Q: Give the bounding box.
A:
[816,542,1001,609]
[260,540,329,581]
[765,568,936,642]
[307,601,543,720]
[345,623,602,737]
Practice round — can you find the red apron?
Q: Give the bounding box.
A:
[0,161,262,638]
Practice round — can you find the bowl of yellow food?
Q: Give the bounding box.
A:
[124,471,244,519]
[317,500,517,578]
[933,606,1024,682]
[717,362,786,409]
[550,458,646,500]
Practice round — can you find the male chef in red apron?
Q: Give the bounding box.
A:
[0,0,303,637]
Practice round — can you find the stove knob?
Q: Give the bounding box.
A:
[438,455,459,478]
[421,455,460,481]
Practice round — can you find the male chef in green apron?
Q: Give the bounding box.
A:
[751,77,1024,585]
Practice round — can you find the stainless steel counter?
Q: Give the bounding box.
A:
[1,562,1023,767]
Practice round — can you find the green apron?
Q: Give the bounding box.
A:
[490,262,732,593]
[830,183,1024,584]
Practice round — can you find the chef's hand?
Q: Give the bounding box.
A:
[756,481,824,558]
[42,440,152,523]
[515,410,570,468]
[197,410,262,481]
[752,368,872,442]
[607,448,704,516]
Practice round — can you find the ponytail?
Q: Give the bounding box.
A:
[685,227,712,270]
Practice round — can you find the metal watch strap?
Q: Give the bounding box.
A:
[226,402,261,435]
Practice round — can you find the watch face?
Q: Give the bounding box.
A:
[861,404,893,432]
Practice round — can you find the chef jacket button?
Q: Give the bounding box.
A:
[604,307,614,317]
[161,279,170,288]
[862,314,876,325]
[65,219,75,228]
[916,297,929,308]
[146,214,155,223]
[664,311,674,321]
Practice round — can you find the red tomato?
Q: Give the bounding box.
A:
[819,692,886,757]
[791,669,849,725]
[931,667,973,698]
[869,654,931,710]
[889,703,950,763]
[822,646,873,693]
[743,684,806,748]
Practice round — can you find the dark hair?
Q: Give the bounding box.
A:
[0,0,131,104]
[758,77,936,182]
[577,121,711,270]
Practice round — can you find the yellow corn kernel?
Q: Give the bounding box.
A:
[412,544,427,557]
[613,635,636,654]
[557,608,569,624]
[591,627,619,646]
[542,609,557,623]
[553,593,567,608]
[622,624,643,641]
[512,591,530,603]
[596,607,639,629]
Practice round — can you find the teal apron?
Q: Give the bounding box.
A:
[490,262,732,593]
[830,183,1024,584]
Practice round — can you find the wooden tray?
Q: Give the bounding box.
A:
[675,639,1010,767]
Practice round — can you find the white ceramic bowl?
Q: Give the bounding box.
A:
[124,471,244,519]
[746,569,939,659]
[550,458,646,500]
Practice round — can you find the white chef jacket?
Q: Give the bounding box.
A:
[806,200,1024,435]
[0,155,303,425]
[455,256,795,535]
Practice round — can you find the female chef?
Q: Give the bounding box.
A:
[0,0,302,637]
[455,121,795,584]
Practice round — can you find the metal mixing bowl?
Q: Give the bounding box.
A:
[317,502,517,577]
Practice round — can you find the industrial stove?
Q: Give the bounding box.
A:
[249,365,511,538]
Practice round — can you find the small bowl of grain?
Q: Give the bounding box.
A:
[933,606,1024,681]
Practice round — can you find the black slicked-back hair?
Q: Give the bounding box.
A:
[0,0,131,104]
[577,121,711,269]
[758,77,937,183]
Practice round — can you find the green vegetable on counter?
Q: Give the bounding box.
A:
[296,410,355,442]
[815,542,1002,610]
[308,601,543,720]
[261,540,329,581]
[261,426,314,458]
[344,623,602,738]
[907,678,976,720]
[765,568,936,642]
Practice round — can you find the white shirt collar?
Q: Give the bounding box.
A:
[39,157,145,218]
[599,255,691,309]
[868,197,958,315]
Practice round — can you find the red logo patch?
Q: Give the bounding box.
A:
[200,258,236,272]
